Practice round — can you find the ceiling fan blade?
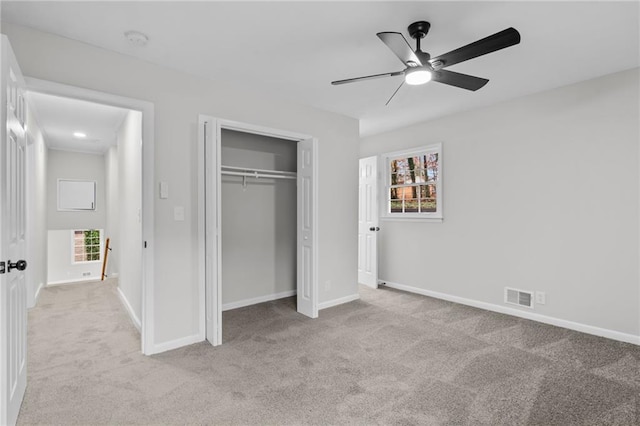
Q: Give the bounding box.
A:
[331,70,404,86]
[377,32,422,66]
[432,70,489,91]
[385,81,404,106]
[430,27,520,69]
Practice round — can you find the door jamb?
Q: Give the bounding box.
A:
[24,78,155,355]
[198,116,318,346]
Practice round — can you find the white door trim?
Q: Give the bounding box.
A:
[24,78,156,355]
[198,116,318,346]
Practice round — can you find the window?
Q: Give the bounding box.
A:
[383,144,442,220]
[73,229,102,262]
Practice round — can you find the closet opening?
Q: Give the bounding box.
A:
[199,117,318,347]
[220,130,298,340]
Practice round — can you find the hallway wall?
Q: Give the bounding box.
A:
[104,145,119,278]
[25,102,48,306]
[116,110,142,327]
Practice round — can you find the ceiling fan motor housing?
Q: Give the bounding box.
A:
[416,51,432,67]
[408,21,431,40]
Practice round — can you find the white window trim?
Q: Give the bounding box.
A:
[71,229,103,264]
[380,143,443,222]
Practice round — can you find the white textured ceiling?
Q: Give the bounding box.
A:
[27,92,128,154]
[4,1,639,136]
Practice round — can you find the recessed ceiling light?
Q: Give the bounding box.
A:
[73,131,87,139]
[125,30,149,47]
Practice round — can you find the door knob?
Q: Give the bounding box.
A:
[369,227,380,232]
[8,259,27,272]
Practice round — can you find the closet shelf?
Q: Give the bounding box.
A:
[221,165,297,180]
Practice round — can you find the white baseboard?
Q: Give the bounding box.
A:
[222,290,296,311]
[380,280,640,346]
[147,334,202,355]
[318,293,360,310]
[116,287,141,332]
[47,277,101,286]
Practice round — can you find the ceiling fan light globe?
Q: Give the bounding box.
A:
[405,68,432,85]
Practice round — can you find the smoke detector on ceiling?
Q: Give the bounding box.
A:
[125,31,149,47]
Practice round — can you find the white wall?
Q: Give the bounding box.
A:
[104,144,119,277]
[46,149,106,230]
[0,23,360,349]
[116,110,142,324]
[46,149,106,283]
[360,68,640,338]
[25,102,47,306]
[46,229,103,284]
[221,129,297,306]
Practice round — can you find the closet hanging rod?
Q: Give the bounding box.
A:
[221,170,297,180]
[221,165,297,177]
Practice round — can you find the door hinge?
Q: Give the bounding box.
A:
[0,261,5,274]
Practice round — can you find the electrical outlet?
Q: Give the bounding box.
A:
[82,272,91,277]
[535,291,546,305]
[324,280,331,291]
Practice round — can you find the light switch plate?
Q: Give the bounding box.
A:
[159,181,169,199]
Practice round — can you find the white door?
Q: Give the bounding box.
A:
[297,138,317,318]
[201,116,221,346]
[1,36,28,426]
[358,156,378,288]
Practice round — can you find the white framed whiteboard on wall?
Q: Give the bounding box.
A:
[57,179,96,211]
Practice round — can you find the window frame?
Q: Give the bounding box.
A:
[381,144,443,222]
[71,229,103,264]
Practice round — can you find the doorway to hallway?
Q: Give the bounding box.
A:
[24,78,155,354]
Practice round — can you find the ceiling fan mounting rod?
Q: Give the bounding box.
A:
[408,21,431,55]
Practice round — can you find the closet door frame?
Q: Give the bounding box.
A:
[198,115,318,346]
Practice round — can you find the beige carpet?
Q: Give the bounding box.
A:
[18,279,640,425]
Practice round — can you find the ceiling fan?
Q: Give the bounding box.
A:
[331,21,521,105]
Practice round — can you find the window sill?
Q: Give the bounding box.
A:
[381,216,443,223]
